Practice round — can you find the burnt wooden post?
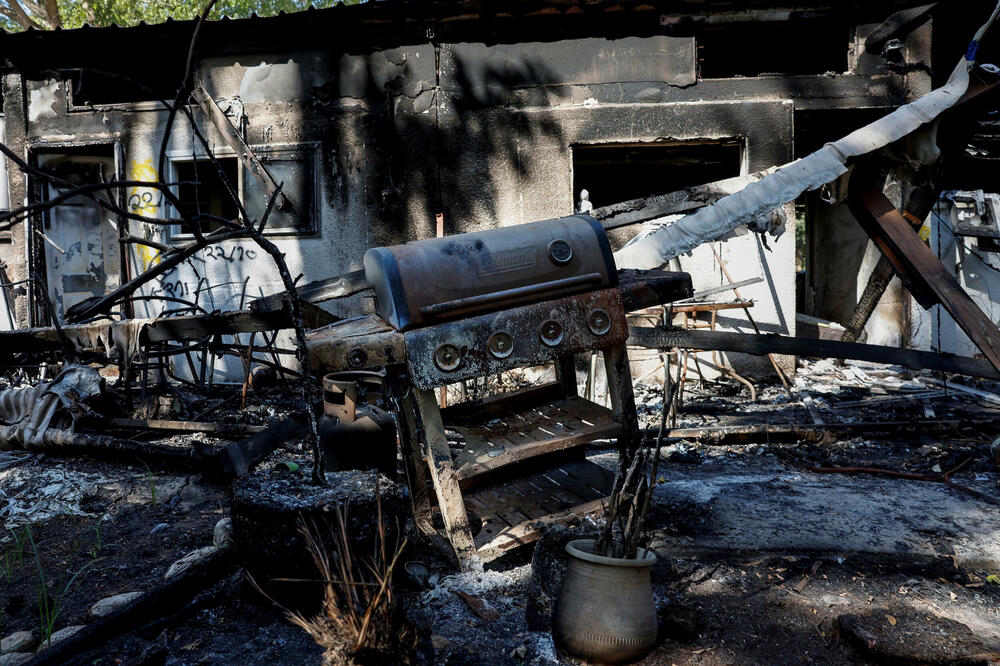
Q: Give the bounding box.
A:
[603,343,641,457]
[395,387,433,531]
[412,388,479,569]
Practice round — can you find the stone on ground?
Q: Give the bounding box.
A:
[45,625,85,646]
[838,611,992,665]
[89,591,144,617]
[213,517,233,548]
[0,631,35,654]
[0,653,32,666]
[165,546,218,580]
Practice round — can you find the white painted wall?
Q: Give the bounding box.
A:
[909,194,1000,357]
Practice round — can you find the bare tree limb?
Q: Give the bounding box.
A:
[1,0,43,29]
[42,0,58,27]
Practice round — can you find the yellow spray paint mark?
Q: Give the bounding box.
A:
[127,159,164,271]
[919,219,931,242]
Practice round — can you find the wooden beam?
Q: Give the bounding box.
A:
[628,327,1000,380]
[603,343,641,457]
[849,178,1000,375]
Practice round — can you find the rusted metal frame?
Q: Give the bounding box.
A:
[191,85,291,215]
[211,348,302,378]
[412,387,478,569]
[259,329,289,384]
[250,269,371,309]
[419,272,603,320]
[709,309,756,402]
[848,168,1000,375]
[602,343,641,459]
[554,355,578,399]
[709,245,795,402]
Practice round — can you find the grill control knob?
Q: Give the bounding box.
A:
[548,239,573,265]
[488,332,514,359]
[540,320,564,346]
[587,309,612,336]
[434,343,462,371]
[346,347,368,368]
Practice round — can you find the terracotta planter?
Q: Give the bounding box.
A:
[552,539,658,664]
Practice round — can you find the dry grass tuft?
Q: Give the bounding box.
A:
[254,478,412,660]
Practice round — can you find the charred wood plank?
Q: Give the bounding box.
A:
[80,418,266,437]
[592,170,775,230]
[213,413,307,481]
[3,428,215,470]
[413,388,478,569]
[644,420,966,444]
[628,327,1000,380]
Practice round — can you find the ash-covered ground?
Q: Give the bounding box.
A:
[0,359,998,665]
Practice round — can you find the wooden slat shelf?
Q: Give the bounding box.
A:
[449,395,620,486]
[466,459,613,555]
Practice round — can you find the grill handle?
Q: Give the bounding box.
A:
[418,272,604,320]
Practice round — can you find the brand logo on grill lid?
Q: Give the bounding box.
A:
[477,246,537,277]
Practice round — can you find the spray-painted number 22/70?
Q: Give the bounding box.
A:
[128,191,162,212]
[203,246,257,262]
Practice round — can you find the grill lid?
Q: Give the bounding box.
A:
[364,214,617,330]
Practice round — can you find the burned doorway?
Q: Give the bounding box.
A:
[795,108,899,343]
[32,146,122,323]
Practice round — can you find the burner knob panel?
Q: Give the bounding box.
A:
[540,320,564,346]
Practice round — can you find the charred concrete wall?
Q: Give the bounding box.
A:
[0,3,936,378]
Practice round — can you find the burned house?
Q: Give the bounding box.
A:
[1,0,996,382]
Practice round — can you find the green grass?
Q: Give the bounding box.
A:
[26,525,95,646]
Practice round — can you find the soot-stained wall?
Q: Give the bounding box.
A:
[0,4,927,378]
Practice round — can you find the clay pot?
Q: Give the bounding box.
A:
[552,539,658,664]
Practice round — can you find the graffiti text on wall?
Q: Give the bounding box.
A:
[127,158,164,272]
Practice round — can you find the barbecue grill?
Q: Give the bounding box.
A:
[307,214,691,568]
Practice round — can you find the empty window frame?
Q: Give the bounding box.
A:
[168,144,318,238]
[571,141,743,210]
[697,20,850,79]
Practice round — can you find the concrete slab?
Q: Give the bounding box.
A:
[591,455,1000,569]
